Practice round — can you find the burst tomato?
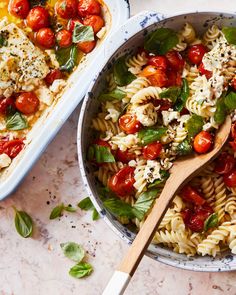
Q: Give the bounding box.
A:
[108,166,135,197]
[223,169,236,187]
[181,185,205,206]
[165,51,184,72]
[199,62,212,79]
[0,139,24,158]
[27,6,50,31]
[77,0,101,17]
[36,28,55,48]
[0,97,15,115]
[83,15,104,34]
[188,44,207,65]
[45,69,63,85]
[119,113,141,134]
[55,0,77,19]
[141,65,168,87]
[56,29,72,48]
[77,40,96,53]
[143,142,162,160]
[9,0,30,19]
[15,92,39,115]
[214,152,235,175]
[147,55,168,70]
[193,131,212,154]
[116,149,136,164]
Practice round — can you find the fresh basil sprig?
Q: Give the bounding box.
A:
[103,198,136,219]
[224,91,236,110]
[69,262,93,279]
[176,139,193,156]
[78,197,100,221]
[138,127,167,146]
[113,56,136,86]
[50,203,77,219]
[159,86,181,103]
[87,144,115,163]
[99,88,126,101]
[144,28,178,55]
[222,27,236,45]
[72,23,94,43]
[186,114,204,139]
[6,112,28,131]
[204,213,218,231]
[214,96,228,124]
[56,45,78,72]
[14,207,33,238]
[60,242,85,263]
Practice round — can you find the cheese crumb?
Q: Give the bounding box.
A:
[0,153,11,169]
[144,160,161,183]
[162,110,180,126]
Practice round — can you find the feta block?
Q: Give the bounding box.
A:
[144,160,161,183]
[134,103,157,127]
[162,110,180,126]
[35,86,54,106]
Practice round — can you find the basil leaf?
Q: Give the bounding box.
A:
[72,23,94,43]
[60,242,85,263]
[133,189,159,221]
[176,139,193,156]
[222,27,236,45]
[50,203,64,219]
[224,91,236,110]
[113,56,136,86]
[144,28,178,55]
[93,144,115,163]
[64,205,77,212]
[6,112,28,131]
[159,86,181,103]
[14,208,33,238]
[99,88,126,101]
[186,114,204,139]
[56,45,78,72]
[69,262,93,279]
[214,97,227,124]
[138,127,167,146]
[174,78,189,112]
[92,209,100,220]
[78,197,94,211]
[204,213,218,231]
[148,170,169,188]
[0,33,7,47]
[103,198,136,218]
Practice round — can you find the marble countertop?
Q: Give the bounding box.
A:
[1,1,236,294]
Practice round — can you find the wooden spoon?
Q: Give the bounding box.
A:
[103,116,231,295]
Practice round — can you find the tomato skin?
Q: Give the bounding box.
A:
[78,0,101,17]
[141,66,168,87]
[83,15,104,34]
[143,142,162,160]
[229,141,236,152]
[67,18,83,32]
[232,77,236,90]
[36,28,55,49]
[0,97,15,115]
[45,69,63,85]
[108,166,135,197]
[93,139,110,148]
[27,7,50,31]
[181,185,205,206]
[147,56,168,70]
[231,122,236,139]
[223,169,236,187]
[188,44,207,65]
[0,139,24,158]
[193,131,212,154]
[9,0,30,19]
[116,149,136,164]
[56,29,72,48]
[77,40,96,53]
[153,99,172,111]
[214,152,235,175]
[15,92,39,115]
[55,0,78,19]
[199,62,212,79]
[119,113,142,134]
[165,51,184,72]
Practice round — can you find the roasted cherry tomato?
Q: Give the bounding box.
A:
[116,149,136,164]
[36,28,55,48]
[181,185,205,206]
[214,152,235,175]
[83,15,104,34]
[108,166,135,197]
[9,0,30,19]
[0,139,24,158]
[143,142,162,160]
[181,208,192,224]
[67,18,83,32]
[165,50,184,72]
[187,211,210,232]
[188,44,207,65]
[223,169,236,187]
[15,92,39,115]
[147,55,168,70]
[77,0,101,17]
[199,62,212,79]
[26,6,50,31]
[93,139,111,148]
[193,131,212,154]
[77,40,96,53]
[231,122,236,139]
[0,97,15,115]
[230,141,236,152]
[55,0,77,19]
[56,29,72,48]
[141,65,168,87]
[166,69,182,87]
[119,113,141,134]
[232,77,236,90]
[45,69,63,85]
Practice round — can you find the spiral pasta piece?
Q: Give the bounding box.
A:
[173,34,187,52]
[180,22,196,44]
[124,77,150,103]
[213,177,227,222]
[224,194,236,219]
[201,176,215,206]
[133,159,147,193]
[92,117,121,135]
[94,167,113,187]
[171,126,187,153]
[126,52,148,75]
[130,86,162,104]
[203,25,222,49]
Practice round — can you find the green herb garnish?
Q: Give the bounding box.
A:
[14,207,33,238]
[204,213,218,231]
[56,45,78,72]
[99,88,126,101]
[60,242,85,263]
[113,56,136,86]
[138,127,167,146]
[69,262,93,279]
[6,112,28,131]
[222,27,236,45]
[72,23,94,43]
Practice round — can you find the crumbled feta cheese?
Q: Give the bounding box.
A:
[35,86,54,106]
[96,27,106,39]
[134,103,157,127]
[191,75,212,104]
[143,160,161,183]
[209,71,225,99]
[178,114,191,128]
[162,110,180,126]
[0,153,11,169]
[104,102,120,123]
[49,79,66,94]
[128,160,137,167]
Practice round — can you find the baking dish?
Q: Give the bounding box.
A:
[0,0,130,200]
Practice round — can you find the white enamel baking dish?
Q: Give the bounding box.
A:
[0,0,130,200]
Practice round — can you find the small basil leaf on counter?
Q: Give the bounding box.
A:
[113,56,136,86]
[144,28,178,55]
[94,144,115,163]
[214,96,227,124]
[92,209,100,220]
[138,127,167,146]
[78,197,94,211]
[49,203,64,219]
[103,198,136,218]
[204,213,218,231]
[176,139,193,156]
[133,189,159,221]
[222,27,236,45]
[69,262,93,279]
[99,88,126,101]
[186,114,204,139]
[147,170,169,189]
[224,91,236,110]
[14,207,33,238]
[64,205,77,213]
[60,242,85,263]
[159,86,181,103]
[56,45,78,72]
[0,33,7,47]
[72,23,94,43]
[6,112,28,131]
